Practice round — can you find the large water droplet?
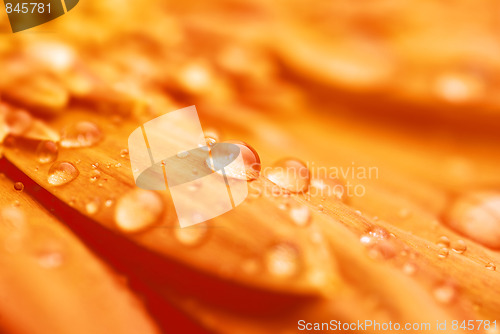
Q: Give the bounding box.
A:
[446,192,500,249]
[267,158,310,193]
[60,121,103,148]
[173,223,209,247]
[207,141,261,181]
[36,140,58,164]
[47,162,79,186]
[265,242,300,278]
[114,189,163,233]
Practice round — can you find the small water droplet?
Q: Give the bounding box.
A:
[434,71,484,103]
[91,162,99,169]
[436,236,450,248]
[47,162,79,186]
[104,199,114,207]
[60,121,103,148]
[207,141,261,180]
[438,247,449,259]
[89,170,101,183]
[85,198,100,215]
[451,239,467,254]
[289,204,311,227]
[36,140,58,164]
[317,204,324,212]
[173,224,210,247]
[485,262,496,271]
[433,283,456,304]
[120,149,129,158]
[13,182,24,192]
[310,177,345,201]
[36,250,64,269]
[267,158,310,193]
[114,189,163,233]
[402,262,417,276]
[177,151,189,158]
[114,163,122,168]
[446,192,500,249]
[266,242,300,278]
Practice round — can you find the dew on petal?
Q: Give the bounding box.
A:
[267,158,310,193]
[114,189,163,233]
[60,121,103,148]
[47,162,79,186]
[36,140,58,164]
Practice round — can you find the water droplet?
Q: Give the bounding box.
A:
[104,199,114,207]
[446,192,500,249]
[60,121,103,148]
[13,182,24,192]
[437,236,450,248]
[433,283,456,304]
[91,162,99,169]
[289,204,311,227]
[402,262,417,276]
[438,247,449,259]
[204,129,219,147]
[267,158,310,193]
[36,250,64,269]
[5,109,33,136]
[485,262,496,271]
[310,177,345,201]
[47,162,79,186]
[178,62,213,94]
[207,141,261,181]
[114,163,121,168]
[177,151,189,158]
[36,140,58,164]
[266,242,300,278]
[451,239,467,254]
[114,189,163,233]
[89,170,101,183]
[85,198,100,215]
[120,149,129,158]
[173,224,209,247]
[317,204,324,212]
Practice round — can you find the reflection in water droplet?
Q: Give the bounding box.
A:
[485,262,496,271]
[47,162,79,186]
[451,239,467,254]
[60,121,103,148]
[289,204,311,227]
[36,250,64,269]
[174,224,210,247]
[267,158,310,193]
[36,140,58,164]
[266,243,300,278]
[114,189,163,233]
[14,182,24,192]
[207,141,261,181]
[438,247,449,259]
[433,283,456,304]
[446,192,500,249]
